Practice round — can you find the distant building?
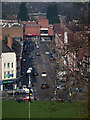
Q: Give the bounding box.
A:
[24,19,54,40]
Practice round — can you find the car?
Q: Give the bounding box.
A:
[42,39,45,41]
[21,95,37,101]
[41,83,49,89]
[41,72,47,77]
[31,56,35,59]
[33,71,38,76]
[23,59,26,62]
[45,52,49,55]
[35,42,38,45]
[36,52,40,56]
[36,45,39,49]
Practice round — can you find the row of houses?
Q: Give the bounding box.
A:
[0,18,54,91]
[0,18,89,90]
[53,21,90,78]
[0,34,23,91]
[20,19,54,40]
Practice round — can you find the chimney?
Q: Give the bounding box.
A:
[7,35,13,48]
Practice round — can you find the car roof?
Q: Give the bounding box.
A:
[42,72,46,73]
[42,83,47,85]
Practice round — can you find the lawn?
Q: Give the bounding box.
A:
[2,100,88,119]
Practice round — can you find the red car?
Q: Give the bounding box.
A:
[21,95,37,101]
[36,52,40,56]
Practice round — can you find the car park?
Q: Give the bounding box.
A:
[41,72,47,77]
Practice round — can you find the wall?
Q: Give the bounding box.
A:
[1,52,16,80]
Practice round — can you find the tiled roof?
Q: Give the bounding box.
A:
[12,39,21,54]
[78,47,90,60]
[2,27,23,40]
[66,22,81,32]
[2,37,21,55]
[38,19,49,28]
[2,39,14,53]
[53,23,64,34]
[48,28,54,36]
[83,47,90,57]
[25,24,40,35]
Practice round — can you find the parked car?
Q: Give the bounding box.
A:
[23,59,26,62]
[21,95,37,101]
[36,45,39,49]
[41,83,49,89]
[31,56,35,59]
[36,52,40,56]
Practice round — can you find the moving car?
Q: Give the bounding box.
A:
[33,71,38,76]
[45,52,49,55]
[41,72,47,77]
[41,83,49,89]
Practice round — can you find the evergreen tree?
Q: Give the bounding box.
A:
[46,4,60,24]
[17,3,28,21]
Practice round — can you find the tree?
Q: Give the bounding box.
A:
[46,4,60,24]
[17,3,28,21]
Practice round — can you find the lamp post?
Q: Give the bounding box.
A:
[27,67,32,120]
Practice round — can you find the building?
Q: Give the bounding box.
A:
[25,24,40,39]
[78,47,90,73]
[38,19,54,40]
[1,39,16,91]
[0,35,22,91]
[2,22,23,40]
[53,23,77,71]
[24,19,54,40]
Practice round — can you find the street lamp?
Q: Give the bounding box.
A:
[27,67,32,120]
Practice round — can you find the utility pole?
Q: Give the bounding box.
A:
[27,67,32,120]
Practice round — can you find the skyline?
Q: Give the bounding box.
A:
[1,0,89,3]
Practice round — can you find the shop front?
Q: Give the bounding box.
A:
[1,77,22,91]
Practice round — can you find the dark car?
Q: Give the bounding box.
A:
[31,56,35,59]
[33,71,38,76]
[41,83,49,89]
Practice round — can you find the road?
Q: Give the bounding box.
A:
[22,39,56,100]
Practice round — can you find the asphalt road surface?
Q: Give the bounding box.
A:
[22,39,56,100]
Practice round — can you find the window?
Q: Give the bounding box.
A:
[7,71,10,78]
[4,72,6,78]
[7,63,10,68]
[12,71,14,77]
[11,63,13,68]
[4,63,6,69]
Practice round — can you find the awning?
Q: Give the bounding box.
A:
[0,81,3,85]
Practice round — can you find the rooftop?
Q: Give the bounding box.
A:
[38,19,49,28]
